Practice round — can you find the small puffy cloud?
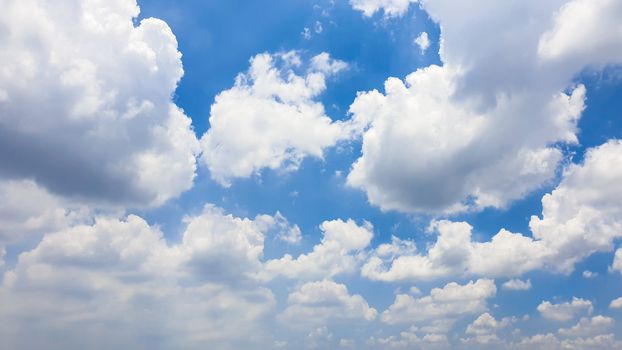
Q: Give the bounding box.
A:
[279,280,377,329]
[349,0,417,17]
[370,327,449,349]
[200,51,351,186]
[582,270,597,278]
[414,32,430,53]
[462,313,514,345]
[537,297,593,322]
[381,279,496,325]
[610,297,622,309]
[0,0,200,207]
[502,279,532,291]
[558,316,615,338]
[264,219,373,280]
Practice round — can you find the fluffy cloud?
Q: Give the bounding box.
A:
[362,220,547,281]
[537,297,593,322]
[558,316,615,338]
[513,315,621,350]
[362,141,622,281]
[369,327,449,349]
[538,0,622,71]
[349,0,417,17]
[200,51,352,186]
[502,279,532,291]
[414,32,430,54]
[0,204,295,350]
[381,279,496,325]
[610,297,622,309]
[461,313,514,345]
[278,280,377,329]
[0,0,200,207]
[529,140,622,273]
[346,0,622,214]
[264,219,373,280]
[0,180,90,247]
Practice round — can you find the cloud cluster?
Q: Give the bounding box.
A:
[381,279,496,325]
[349,0,417,17]
[0,205,282,350]
[347,0,622,214]
[0,0,200,207]
[362,141,622,281]
[538,297,593,322]
[279,280,377,329]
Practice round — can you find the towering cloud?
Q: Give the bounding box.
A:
[347,0,622,214]
[0,0,200,207]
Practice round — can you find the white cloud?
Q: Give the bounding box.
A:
[558,316,614,338]
[414,32,430,53]
[610,297,622,309]
[264,219,373,280]
[369,326,449,349]
[0,0,200,207]
[278,280,377,329]
[529,140,622,273]
[200,51,352,186]
[537,297,593,322]
[346,0,622,215]
[502,279,532,291]
[349,0,417,17]
[462,312,513,345]
[582,270,597,278]
[612,248,622,274]
[362,220,547,281]
[538,0,622,71]
[381,279,496,325]
[0,204,286,349]
[362,141,622,281]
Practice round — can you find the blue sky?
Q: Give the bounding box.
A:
[0,0,622,349]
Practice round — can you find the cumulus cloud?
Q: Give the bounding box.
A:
[381,279,496,325]
[502,279,532,291]
[538,0,622,71]
[346,0,622,214]
[414,32,430,53]
[461,313,514,345]
[610,297,622,309]
[278,280,377,329]
[0,0,200,207]
[537,297,593,322]
[349,0,417,17]
[362,219,547,281]
[361,141,622,281]
[0,204,288,349]
[369,327,449,349]
[557,316,615,338]
[0,180,90,247]
[515,333,620,350]
[264,219,373,280]
[200,51,352,186]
